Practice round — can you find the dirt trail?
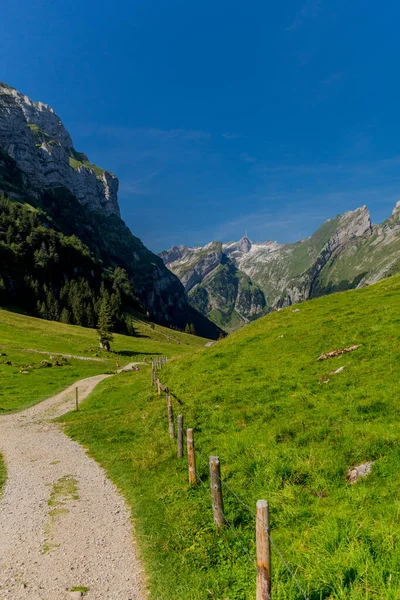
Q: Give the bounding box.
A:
[0,365,145,600]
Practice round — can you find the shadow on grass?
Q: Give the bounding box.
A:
[114,350,160,358]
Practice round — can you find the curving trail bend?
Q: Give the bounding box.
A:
[0,367,145,600]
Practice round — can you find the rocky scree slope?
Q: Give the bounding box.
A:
[0,82,220,338]
[161,204,400,331]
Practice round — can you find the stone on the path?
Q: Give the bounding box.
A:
[69,592,83,599]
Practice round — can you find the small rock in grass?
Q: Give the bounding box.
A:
[329,366,346,375]
[317,344,361,361]
[347,461,374,484]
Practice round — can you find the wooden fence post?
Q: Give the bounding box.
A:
[187,428,196,484]
[209,456,224,528]
[167,396,176,439]
[75,387,79,411]
[177,414,184,458]
[157,379,161,396]
[256,500,271,600]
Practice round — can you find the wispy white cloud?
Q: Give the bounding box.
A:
[71,122,211,143]
[286,0,321,31]
[210,182,400,245]
[146,128,211,141]
[120,171,160,197]
[255,156,400,180]
[322,71,343,87]
[222,132,240,139]
[241,153,257,163]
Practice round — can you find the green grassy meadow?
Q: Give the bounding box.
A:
[0,308,205,412]
[61,275,400,600]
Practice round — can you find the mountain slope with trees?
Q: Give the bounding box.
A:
[0,83,220,339]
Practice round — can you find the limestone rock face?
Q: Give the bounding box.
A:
[159,245,190,265]
[392,200,400,216]
[0,83,119,216]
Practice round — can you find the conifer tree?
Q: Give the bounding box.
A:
[60,307,71,324]
[98,297,114,351]
[185,322,196,335]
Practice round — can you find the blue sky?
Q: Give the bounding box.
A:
[2,0,400,251]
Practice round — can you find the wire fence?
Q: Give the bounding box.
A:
[195,449,309,600]
[152,358,309,600]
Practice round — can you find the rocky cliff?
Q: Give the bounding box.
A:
[0,83,220,338]
[161,204,400,331]
[0,82,119,216]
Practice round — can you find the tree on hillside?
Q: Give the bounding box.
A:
[60,307,71,324]
[185,322,196,335]
[98,297,114,351]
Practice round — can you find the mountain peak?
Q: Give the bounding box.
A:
[238,236,252,253]
[392,200,400,216]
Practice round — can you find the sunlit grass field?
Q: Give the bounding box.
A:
[0,308,205,412]
[62,275,400,599]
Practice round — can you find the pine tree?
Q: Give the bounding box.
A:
[125,317,136,337]
[46,289,60,321]
[60,307,71,324]
[185,322,196,335]
[98,297,114,351]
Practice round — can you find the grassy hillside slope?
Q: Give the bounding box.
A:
[0,308,206,413]
[61,274,400,599]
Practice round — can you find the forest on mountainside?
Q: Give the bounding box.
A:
[0,195,140,335]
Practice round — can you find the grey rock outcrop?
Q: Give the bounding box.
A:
[0,83,119,216]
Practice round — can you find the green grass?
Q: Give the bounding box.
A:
[0,307,206,412]
[61,274,400,599]
[48,475,79,506]
[69,154,107,177]
[68,147,111,176]
[70,586,90,594]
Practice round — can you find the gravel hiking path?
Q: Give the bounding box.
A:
[0,365,145,600]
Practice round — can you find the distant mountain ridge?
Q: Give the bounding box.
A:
[0,82,220,339]
[160,204,400,332]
